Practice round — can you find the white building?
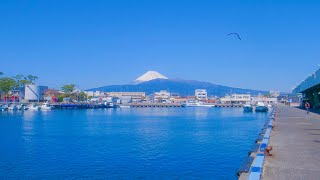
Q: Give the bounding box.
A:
[220,94,251,104]
[84,91,104,97]
[269,91,280,98]
[24,84,48,102]
[195,89,208,100]
[106,92,146,102]
[251,96,278,105]
[118,96,132,104]
[154,90,171,103]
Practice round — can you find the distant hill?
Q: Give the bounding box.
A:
[87,78,268,97]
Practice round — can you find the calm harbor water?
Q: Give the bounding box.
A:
[0,108,268,179]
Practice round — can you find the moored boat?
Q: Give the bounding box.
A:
[41,102,53,110]
[28,103,41,110]
[255,102,268,112]
[8,104,18,111]
[18,104,29,110]
[105,102,118,108]
[243,104,253,112]
[0,104,9,111]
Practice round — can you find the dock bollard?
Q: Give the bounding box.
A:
[265,146,273,156]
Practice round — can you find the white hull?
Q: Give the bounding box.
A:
[29,105,41,110]
[184,103,215,107]
[120,105,131,108]
[41,102,53,111]
[1,105,8,111]
[41,107,53,111]
[18,106,29,110]
[8,105,18,111]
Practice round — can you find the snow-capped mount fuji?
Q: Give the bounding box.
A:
[134,71,168,84]
[87,71,268,96]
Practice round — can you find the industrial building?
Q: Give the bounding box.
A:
[220,94,251,104]
[24,84,48,102]
[293,69,320,108]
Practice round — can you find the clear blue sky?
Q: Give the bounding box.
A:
[1,0,319,92]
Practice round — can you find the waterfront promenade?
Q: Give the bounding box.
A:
[262,104,320,179]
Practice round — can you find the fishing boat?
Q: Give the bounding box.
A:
[243,104,253,112]
[0,104,9,111]
[41,102,53,110]
[18,104,29,110]
[255,102,268,112]
[28,103,41,110]
[105,102,118,108]
[8,104,18,111]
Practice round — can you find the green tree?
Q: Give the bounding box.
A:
[0,72,3,76]
[0,77,16,97]
[78,92,88,101]
[13,74,38,88]
[57,93,68,102]
[26,75,38,84]
[61,84,76,97]
[264,93,271,98]
[13,74,25,88]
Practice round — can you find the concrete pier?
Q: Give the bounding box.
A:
[262,104,320,179]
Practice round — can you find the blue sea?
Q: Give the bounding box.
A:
[0,108,268,179]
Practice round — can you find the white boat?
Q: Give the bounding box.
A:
[0,104,9,111]
[28,103,41,110]
[255,102,268,112]
[18,104,29,110]
[41,102,53,110]
[105,102,118,108]
[243,104,253,112]
[183,102,215,107]
[120,105,131,108]
[8,104,18,111]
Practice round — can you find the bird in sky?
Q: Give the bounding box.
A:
[227,33,241,40]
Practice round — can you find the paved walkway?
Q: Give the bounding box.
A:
[262,104,320,180]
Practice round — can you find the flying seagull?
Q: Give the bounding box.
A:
[227,33,241,40]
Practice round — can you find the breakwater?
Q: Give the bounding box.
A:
[1,102,245,109]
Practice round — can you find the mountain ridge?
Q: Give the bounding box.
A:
[87,78,268,97]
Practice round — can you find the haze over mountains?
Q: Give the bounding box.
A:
[88,71,268,96]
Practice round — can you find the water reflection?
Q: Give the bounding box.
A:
[193,108,209,119]
[0,107,269,179]
[22,110,38,120]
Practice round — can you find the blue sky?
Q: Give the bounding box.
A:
[1,0,319,92]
